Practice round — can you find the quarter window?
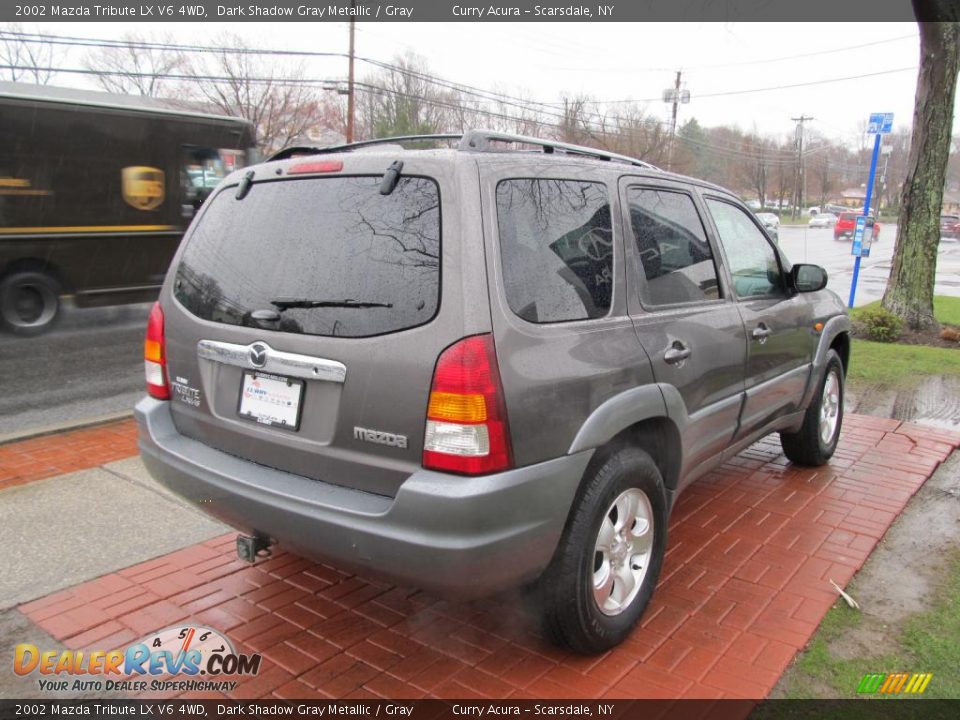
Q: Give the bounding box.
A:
[705,198,784,298]
[496,179,613,323]
[627,187,721,306]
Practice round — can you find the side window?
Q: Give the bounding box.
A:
[181,146,232,212]
[627,187,721,306]
[496,179,613,323]
[705,198,784,298]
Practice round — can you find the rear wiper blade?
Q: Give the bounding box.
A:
[270,297,393,310]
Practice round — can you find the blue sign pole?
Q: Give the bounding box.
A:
[848,131,883,308]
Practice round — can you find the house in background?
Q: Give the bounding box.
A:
[836,188,868,208]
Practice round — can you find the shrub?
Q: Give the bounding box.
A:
[855,306,903,343]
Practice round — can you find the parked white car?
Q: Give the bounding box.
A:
[757,212,780,228]
[809,213,837,228]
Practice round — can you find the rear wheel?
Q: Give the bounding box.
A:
[0,270,61,336]
[537,447,667,654]
[780,350,844,466]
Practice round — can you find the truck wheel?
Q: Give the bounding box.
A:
[0,270,61,336]
[538,447,667,654]
[780,350,844,466]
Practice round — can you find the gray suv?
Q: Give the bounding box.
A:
[136,131,850,653]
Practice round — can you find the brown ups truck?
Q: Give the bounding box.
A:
[0,81,256,334]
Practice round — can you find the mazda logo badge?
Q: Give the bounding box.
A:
[249,343,268,368]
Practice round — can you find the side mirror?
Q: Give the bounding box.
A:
[792,264,828,293]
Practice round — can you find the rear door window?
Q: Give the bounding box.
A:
[174,176,440,338]
[627,187,721,306]
[496,179,613,323]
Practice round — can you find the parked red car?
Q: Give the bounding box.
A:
[834,212,881,241]
[941,215,960,239]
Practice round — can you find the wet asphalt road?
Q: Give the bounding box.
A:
[0,227,957,440]
[0,302,151,439]
[776,223,960,306]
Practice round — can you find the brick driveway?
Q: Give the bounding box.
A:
[12,414,960,700]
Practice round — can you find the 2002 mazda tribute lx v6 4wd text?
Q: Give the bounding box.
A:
[136,130,850,653]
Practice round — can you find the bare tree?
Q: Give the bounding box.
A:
[0,24,57,84]
[82,34,185,97]
[356,53,457,139]
[556,95,593,145]
[774,153,794,210]
[601,105,670,166]
[882,15,960,330]
[181,34,330,156]
[488,90,549,137]
[741,133,771,208]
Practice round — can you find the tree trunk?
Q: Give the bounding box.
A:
[882,20,960,330]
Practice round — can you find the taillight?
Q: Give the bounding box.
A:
[423,334,513,475]
[144,302,170,400]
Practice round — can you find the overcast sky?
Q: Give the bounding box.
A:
[32,21,960,145]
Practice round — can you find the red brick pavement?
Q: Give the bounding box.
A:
[0,418,137,491]
[14,415,960,700]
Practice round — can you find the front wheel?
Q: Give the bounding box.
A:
[0,270,61,336]
[537,447,667,654]
[780,349,844,466]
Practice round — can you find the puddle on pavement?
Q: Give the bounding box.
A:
[847,375,960,430]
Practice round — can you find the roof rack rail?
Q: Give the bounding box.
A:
[268,130,659,170]
[458,130,659,170]
[269,134,463,161]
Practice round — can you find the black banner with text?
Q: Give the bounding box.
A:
[0,0,946,24]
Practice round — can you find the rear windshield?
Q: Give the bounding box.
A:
[174,175,440,338]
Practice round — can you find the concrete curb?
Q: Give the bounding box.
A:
[0,410,134,447]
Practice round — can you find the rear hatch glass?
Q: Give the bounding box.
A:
[174,175,440,337]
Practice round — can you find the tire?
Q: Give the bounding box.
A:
[780,350,844,466]
[0,270,61,336]
[537,447,668,654]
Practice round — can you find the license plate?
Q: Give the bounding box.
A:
[238,371,304,431]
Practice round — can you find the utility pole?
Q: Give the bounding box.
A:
[346,7,356,144]
[791,115,813,217]
[668,71,681,171]
[662,70,689,172]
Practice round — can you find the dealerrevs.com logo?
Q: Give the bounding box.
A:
[14,625,261,694]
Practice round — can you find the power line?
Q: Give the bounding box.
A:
[597,66,917,104]
[0,32,871,166]
[0,59,834,166]
[0,64,342,89]
[0,29,588,124]
[684,33,916,70]
[0,29,918,118]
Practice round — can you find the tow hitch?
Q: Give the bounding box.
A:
[236,534,272,563]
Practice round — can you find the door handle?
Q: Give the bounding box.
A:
[664,342,692,365]
[752,324,772,343]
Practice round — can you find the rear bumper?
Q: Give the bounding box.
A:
[135,398,592,597]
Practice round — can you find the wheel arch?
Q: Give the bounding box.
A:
[0,257,67,292]
[799,315,851,409]
[568,385,684,493]
[830,331,850,375]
